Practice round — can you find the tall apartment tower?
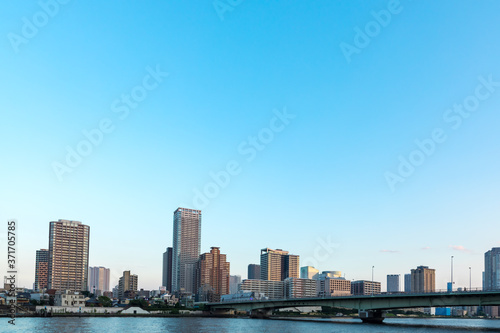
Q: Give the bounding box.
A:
[404,274,412,292]
[484,248,500,290]
[248,264,261,280]
[118,270,138,300]
[88,266,110,296]
[229,275,241,294]
[47,220,90,291]
[172,208,202,294]
[411,266,435,293]
[387,274,400,293]
[483,248,500,317]
[260,248,299,281]
[195,247,230,302]
[35,249,49,291]
[163,247,173,292]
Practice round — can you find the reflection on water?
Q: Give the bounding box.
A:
[2,317,500,333]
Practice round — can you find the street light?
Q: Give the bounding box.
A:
[469,267,471,291]
[451,256,454,292]
[371,266,374,296]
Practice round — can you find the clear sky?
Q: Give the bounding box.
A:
[1,0,499,292]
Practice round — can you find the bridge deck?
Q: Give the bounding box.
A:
[208,291,500,312]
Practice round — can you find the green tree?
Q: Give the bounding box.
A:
[98,296,113,307]
[129,299,149,309]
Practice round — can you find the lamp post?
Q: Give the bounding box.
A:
[469,267,471,291]
[371,266,374,296]
[451,256,454,292]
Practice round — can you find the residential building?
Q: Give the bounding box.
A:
[248,264,261,280]
[300,266,319,280]
[283,254,300,280]
[229,275,241,295]
[351,280,381,295]
[172,208,202,294]
[88,266,110,296]
[404,274,412,293]
[35,249,49,291]
[239,279,284,299]
[47,220,90,291]
[484,248,500,290]
[411,266,435,293]
[483,247,500,317]
[319,277,351,296]
[387,274,400,293]
[54,290,86,307]
[195,247,230,302]
[118,270,138,300]
[162,247,173,292]
[260,248,299,281]
[284,278,318,298]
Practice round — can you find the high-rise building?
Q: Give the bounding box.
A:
[484,248,500,291]
[300,266,319,280]
[118,270,138,300]
[35,249,49,291]
[172,208,201,294]
[387,274,400,293]
[404,274,412,293]
[283,254,300,280]
[319,277,351,296]
[284,278,318,298]
[351,280,381,295]
[483,248,500,318]
[260,248,299,281]
[411,266,435,293]
[248,264,261,280]
[239,279,284,299]
[47,220,90,291]
[88,266,110,296]
[229,275,241,295]
[195,247,230,302]
[163,247,173,292]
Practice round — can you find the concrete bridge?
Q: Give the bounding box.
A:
[207,290,500,323]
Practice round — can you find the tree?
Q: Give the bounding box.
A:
[129,299,149,309]
[98,296,112,307]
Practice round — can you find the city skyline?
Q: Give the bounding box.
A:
[17,214,499,294]
[1,1,500,292]
[1,214,500,291]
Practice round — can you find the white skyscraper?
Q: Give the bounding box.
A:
[172,208,202,294]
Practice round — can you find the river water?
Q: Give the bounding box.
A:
[2,317,500,332]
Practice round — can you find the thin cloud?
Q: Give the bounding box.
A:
[380,249,399,253]
[421,247,431,250]
[450,245,472,253]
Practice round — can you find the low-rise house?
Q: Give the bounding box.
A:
[54,290,86,307]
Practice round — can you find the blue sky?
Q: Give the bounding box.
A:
[1,0,499,291]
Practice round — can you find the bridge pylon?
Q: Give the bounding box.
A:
[359,309,386,323]
[249,308,273,319]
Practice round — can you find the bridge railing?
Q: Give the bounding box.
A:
[215,287,500,305]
